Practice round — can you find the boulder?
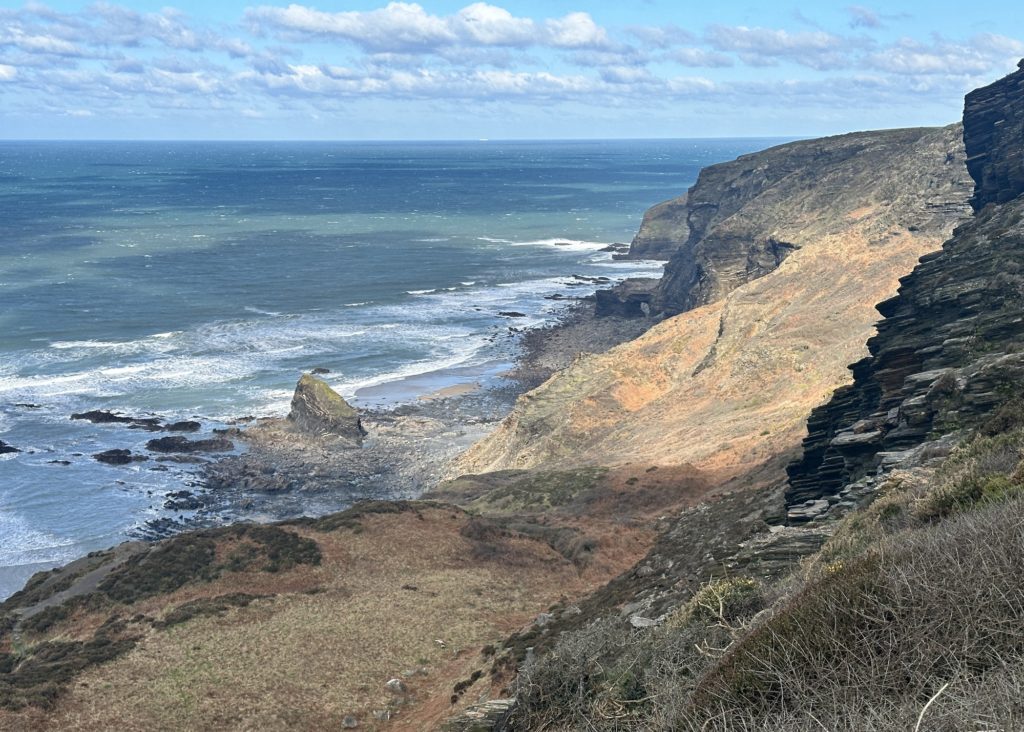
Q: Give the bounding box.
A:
[287,374,365,443]
[72,410,162,430]
[72,410,136,424]
[146,436,234,454]
[0,440,21,455]
[94,449,147,465]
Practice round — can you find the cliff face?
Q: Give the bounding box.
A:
[454,126,972,478]
[964,59,1024,211]
[622,193,690,260]
[787,61,1024,512]
[654,127,971,315]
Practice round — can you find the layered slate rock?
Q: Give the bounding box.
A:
[964,58,1024,212]
[653,126,972,315]
[787,60,1024,514]
[288,373,366,443]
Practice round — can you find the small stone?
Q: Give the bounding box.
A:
[385,678,407,694]
[342,715,359,729]
[629,615,660,629]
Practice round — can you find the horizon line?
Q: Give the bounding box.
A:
[0,135,802,144]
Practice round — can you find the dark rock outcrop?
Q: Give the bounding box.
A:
[593,278,659,318]
[94,449,148,465]
[72,410,136,424]
[964,59,1024,211]
[0,440,21,455]
[146,436,234,454]
[652,126,972,315]
[288,374,366,443]
[786,60,1024,516]
[72,410,162,430]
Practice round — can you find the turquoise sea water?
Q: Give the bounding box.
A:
[0,138,781,598]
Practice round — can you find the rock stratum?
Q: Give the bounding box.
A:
[786,60,1024,511]
[454,124,972,479]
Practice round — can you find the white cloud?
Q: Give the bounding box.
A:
[670,47,734,68]
[847,6,883,30]
[452,3,534,46]
[626,24,696,49]
[600,66,655,85]
[0,63,16,80]
[543,12,609,49]
[0,29,84,57]
[247,3,613,52]
[867,35,1024,75]
[247,3,456,51]
[706,24,856,70]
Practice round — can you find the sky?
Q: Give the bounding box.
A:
[0,1,1022,139]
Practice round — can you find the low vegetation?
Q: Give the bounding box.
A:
[513,427,1024,730]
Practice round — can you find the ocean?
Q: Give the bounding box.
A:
[0,138,781,598]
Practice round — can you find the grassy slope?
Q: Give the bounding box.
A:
[0,502,648,731]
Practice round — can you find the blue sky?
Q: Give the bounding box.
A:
[1,1,1022,139]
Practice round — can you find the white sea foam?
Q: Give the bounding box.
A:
[336,344,485,401]
[477,236,611,251]
[243,306,284,317]
[0,510,77,567]
[406,288,436,295]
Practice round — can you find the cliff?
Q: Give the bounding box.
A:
[964,58,1024,211]
[653,127,971,315]
[514,60,1024,731]
[454,125,972,478]
[621,193,690,260]
[787,61,1024,512]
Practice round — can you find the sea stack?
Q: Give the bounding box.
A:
[287,373,366,444]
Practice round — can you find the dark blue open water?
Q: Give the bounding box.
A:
[0,138,781,597]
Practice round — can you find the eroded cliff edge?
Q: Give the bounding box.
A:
[786,59,1024,512]
[454,124,972,480]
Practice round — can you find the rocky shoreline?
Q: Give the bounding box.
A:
[194,294,661,528]
[44,286,659,544]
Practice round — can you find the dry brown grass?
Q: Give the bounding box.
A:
[0,505,615,731]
